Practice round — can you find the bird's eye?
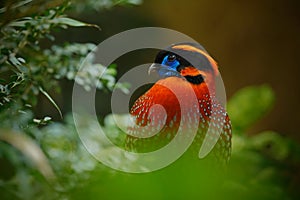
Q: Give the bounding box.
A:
[167,54,176,62]
[161,54,180,69]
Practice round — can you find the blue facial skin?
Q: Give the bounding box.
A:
[162,55,180,69]
[158,55,180,78]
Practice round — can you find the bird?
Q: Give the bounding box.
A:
[125,42,232,164]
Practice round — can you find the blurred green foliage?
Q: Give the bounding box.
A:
[227,85,275,134]
[0,0,128,199]
[226,85,300,200]
[0,0,299,200]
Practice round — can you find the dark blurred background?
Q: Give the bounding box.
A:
[40,0,300,141]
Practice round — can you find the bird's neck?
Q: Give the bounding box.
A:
[149,77,214,102]
[139,77,214,121]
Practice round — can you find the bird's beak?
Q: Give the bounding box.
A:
[148,63,162,75]
[148,63,182,79]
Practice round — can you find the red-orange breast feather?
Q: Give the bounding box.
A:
[125,76,232,163]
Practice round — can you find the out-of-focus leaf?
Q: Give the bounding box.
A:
[227,85,275,133]
[7,17,32,27]
[39,87,63,119]
[72,0,143,11]
[0,0,33,14]
[8,54,23,70]
[249,131,290,161]
[0,129,56,182]
[33,116,52,125]
[0,0,137,199]
[51,17,100,29]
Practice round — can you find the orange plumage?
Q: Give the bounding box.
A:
[125,43,232,163]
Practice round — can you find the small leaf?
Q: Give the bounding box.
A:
[0,0,33,14]
[8,21,27,27]
[39,87,63,119]
[51,17,100,30]
[44,116,52,122]
[114,82,131,94]
[33,118,42,124]
[33,116,52,125]
[45,34,55,41]
[17,57,26,64]
[9,54,22,67]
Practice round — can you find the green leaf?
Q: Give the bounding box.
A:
[0,129,56,182]
[33,116,52,125]
[248,131,289,161]
[9,55,20,66]
[51,17,100,29]
[227,85,275,133]
[8,20,28,27]
[0,0,33,14]
[39,87,63,119]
